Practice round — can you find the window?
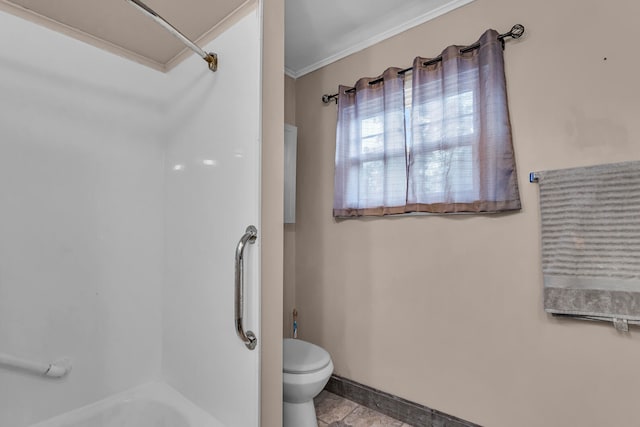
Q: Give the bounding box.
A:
[333,30,521,217]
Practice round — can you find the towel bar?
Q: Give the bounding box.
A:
[552,314,637,332]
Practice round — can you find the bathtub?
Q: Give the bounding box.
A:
[30,382,225,427]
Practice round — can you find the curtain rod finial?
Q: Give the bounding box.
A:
[322,94,338,104]
[510,24,525,39]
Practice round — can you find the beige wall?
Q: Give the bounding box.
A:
[290,0,640,426]
[285,75,296,125]
[284,75,297,337]
[283,226,296,339]
[260,0,284,425]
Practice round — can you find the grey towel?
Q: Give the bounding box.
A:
[536,161,640,324]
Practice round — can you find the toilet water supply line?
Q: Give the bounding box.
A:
[293,308,298,338]
[0,352,71,378]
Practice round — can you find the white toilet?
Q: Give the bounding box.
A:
[283,338,334,427]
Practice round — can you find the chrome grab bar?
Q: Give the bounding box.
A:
[235,225,258,350]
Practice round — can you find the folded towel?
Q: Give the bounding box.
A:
[535,161,640,326]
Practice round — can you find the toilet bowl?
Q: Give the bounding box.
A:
[283,338,333,427]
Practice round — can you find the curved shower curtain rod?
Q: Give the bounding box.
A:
[125,0,218,72]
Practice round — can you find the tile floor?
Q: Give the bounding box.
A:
[314,390,413,427]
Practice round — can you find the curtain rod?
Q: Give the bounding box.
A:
[125,0,218,72]
[322,24,524,104]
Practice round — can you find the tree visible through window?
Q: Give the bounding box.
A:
[333,29,521,217]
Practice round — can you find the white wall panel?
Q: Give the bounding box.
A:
[0,8,262,427]
[162,11,262,427]
[0,11,167,427]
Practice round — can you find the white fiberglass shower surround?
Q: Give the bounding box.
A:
[0,4,262,427]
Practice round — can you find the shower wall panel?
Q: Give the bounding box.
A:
[0,7,262,427]
[0,11,168,427]
[162,11,262,427]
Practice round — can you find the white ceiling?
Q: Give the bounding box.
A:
[0,0,254,71]
[1,0,474,76]
[284,0,474,78]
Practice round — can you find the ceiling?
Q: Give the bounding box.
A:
[285,0,474,78]
[0,0,254,70]
[1,0,473,76]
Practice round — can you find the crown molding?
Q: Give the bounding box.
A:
[0,0,165,72]
[286,0,475,79]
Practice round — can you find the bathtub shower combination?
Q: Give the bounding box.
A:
[30,383,224,427]
[0,1,262,426]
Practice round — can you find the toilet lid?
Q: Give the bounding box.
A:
[283,338,331,374]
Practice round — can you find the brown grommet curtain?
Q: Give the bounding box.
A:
[333,29,521,217]
[333,68,407,217]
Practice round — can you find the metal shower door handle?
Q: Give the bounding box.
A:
[235,225,258,350]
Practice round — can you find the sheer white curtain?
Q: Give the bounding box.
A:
[333,29,521,217]
[407,29,520,213]
[333,68,407,216]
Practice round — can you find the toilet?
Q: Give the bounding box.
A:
[283,338,334,427]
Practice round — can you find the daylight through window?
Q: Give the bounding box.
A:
[333,29,521,217]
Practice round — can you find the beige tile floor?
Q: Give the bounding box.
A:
[314,391,413,427]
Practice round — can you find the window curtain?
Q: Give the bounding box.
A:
[407,29,520,213]
[333,29,521,217]
[333,68,408,217]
